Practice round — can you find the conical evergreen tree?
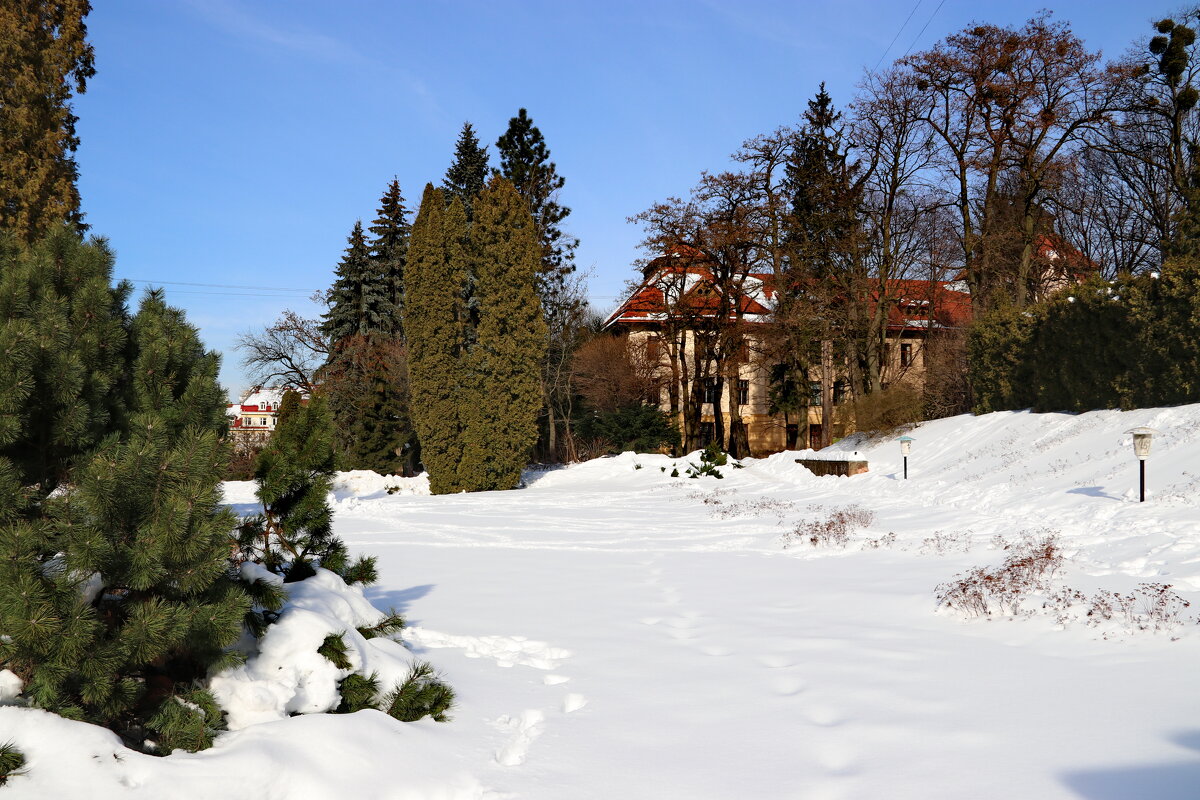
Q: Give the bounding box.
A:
[323,221,388,342]
[442,122,489,220]
[367,178,410,339]
[459,178,547,491]
[0,1,94,242]
[406,186,471,494]
[495,108,578,314]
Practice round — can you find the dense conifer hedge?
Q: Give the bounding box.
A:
[968,262,1200,412]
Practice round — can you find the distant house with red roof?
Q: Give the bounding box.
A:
[226,386,306,447]
[605,250,973,454]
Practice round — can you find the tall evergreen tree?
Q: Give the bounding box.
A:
[405,186,470,494]
[0,1,95,242]
[321,334,416,476]
[495,108,578,313]
[367,179,410,339]
[442,122,489,219]
[495,108,582,461]
[323,221,388,342]
[459,178,547,491]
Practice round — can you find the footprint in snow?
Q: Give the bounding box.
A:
[562,693,588,713]
[700,645,734,657]
[771,676,807,696]
[756,654,795,669]
[803,704,845,727]
[494,709,545,767]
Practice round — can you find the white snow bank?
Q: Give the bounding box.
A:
[0,707,492,800]
[210,567,415,731]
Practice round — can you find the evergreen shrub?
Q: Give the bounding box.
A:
[968,264,1200,412]
[577,403,680,454]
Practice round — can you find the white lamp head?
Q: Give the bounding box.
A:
[1125,427,1159,460]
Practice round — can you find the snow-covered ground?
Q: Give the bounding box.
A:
[5,406,1200,799]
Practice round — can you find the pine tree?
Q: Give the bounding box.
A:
[0,255,256,753]
[495,108,578,314]
[0,228,129,498]
[458,178,547,491]
[367,179,410,339]
[406,186,471,494]
[442,122,489,219]
[0,1,95,242]
[323,221,388,342]
[238,391,369,582]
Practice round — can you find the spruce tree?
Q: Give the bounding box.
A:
[323,221,388,342]
[406,186,470,494]
[442,122,489,220]
[459,178,547,491]
[495,108,578,313]
[367,179,410,339]
[321,335,417,476]
[0,1,95,242]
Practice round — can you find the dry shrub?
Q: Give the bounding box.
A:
[848,384,924,438]
[936,533,1063,616]
[785,505,876,548]
[922,328,972,420]
[1081,583,1193,633]
[572,333,661,414]
[862,532,898,549]
[919,530,971,555]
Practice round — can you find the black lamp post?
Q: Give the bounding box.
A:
[1125,427,1158,502]
[898,436,914,480]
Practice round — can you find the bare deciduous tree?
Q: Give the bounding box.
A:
[237,310,328,393]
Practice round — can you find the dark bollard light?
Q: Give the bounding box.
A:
[898,435,914,480]
[1125,427,1159,502]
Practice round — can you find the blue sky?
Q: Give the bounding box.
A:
[75,1,1157,397]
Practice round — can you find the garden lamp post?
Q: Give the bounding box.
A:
[898,436,914,480]
[1125,427,1159,502]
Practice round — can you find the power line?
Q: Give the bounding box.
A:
[901,0,949,60]
[142,289,314,299]
[125,278,309,292]
[874,0,923,72]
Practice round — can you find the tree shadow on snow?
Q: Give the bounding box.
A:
[365,584,436,627]
[1065,486,1123,501]
[1060,730,1200,799]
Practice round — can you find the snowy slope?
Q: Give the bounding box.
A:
[4,406,1200,799]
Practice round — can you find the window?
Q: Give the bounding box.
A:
[900,343,913,368]
[646,337,662,363]
[703,377,720,405]
[810,381,822,405]
[833,380,848,405]
[737,379,749,406]
[736,338,750,363]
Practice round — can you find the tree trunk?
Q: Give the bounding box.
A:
[821,339,834,449]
